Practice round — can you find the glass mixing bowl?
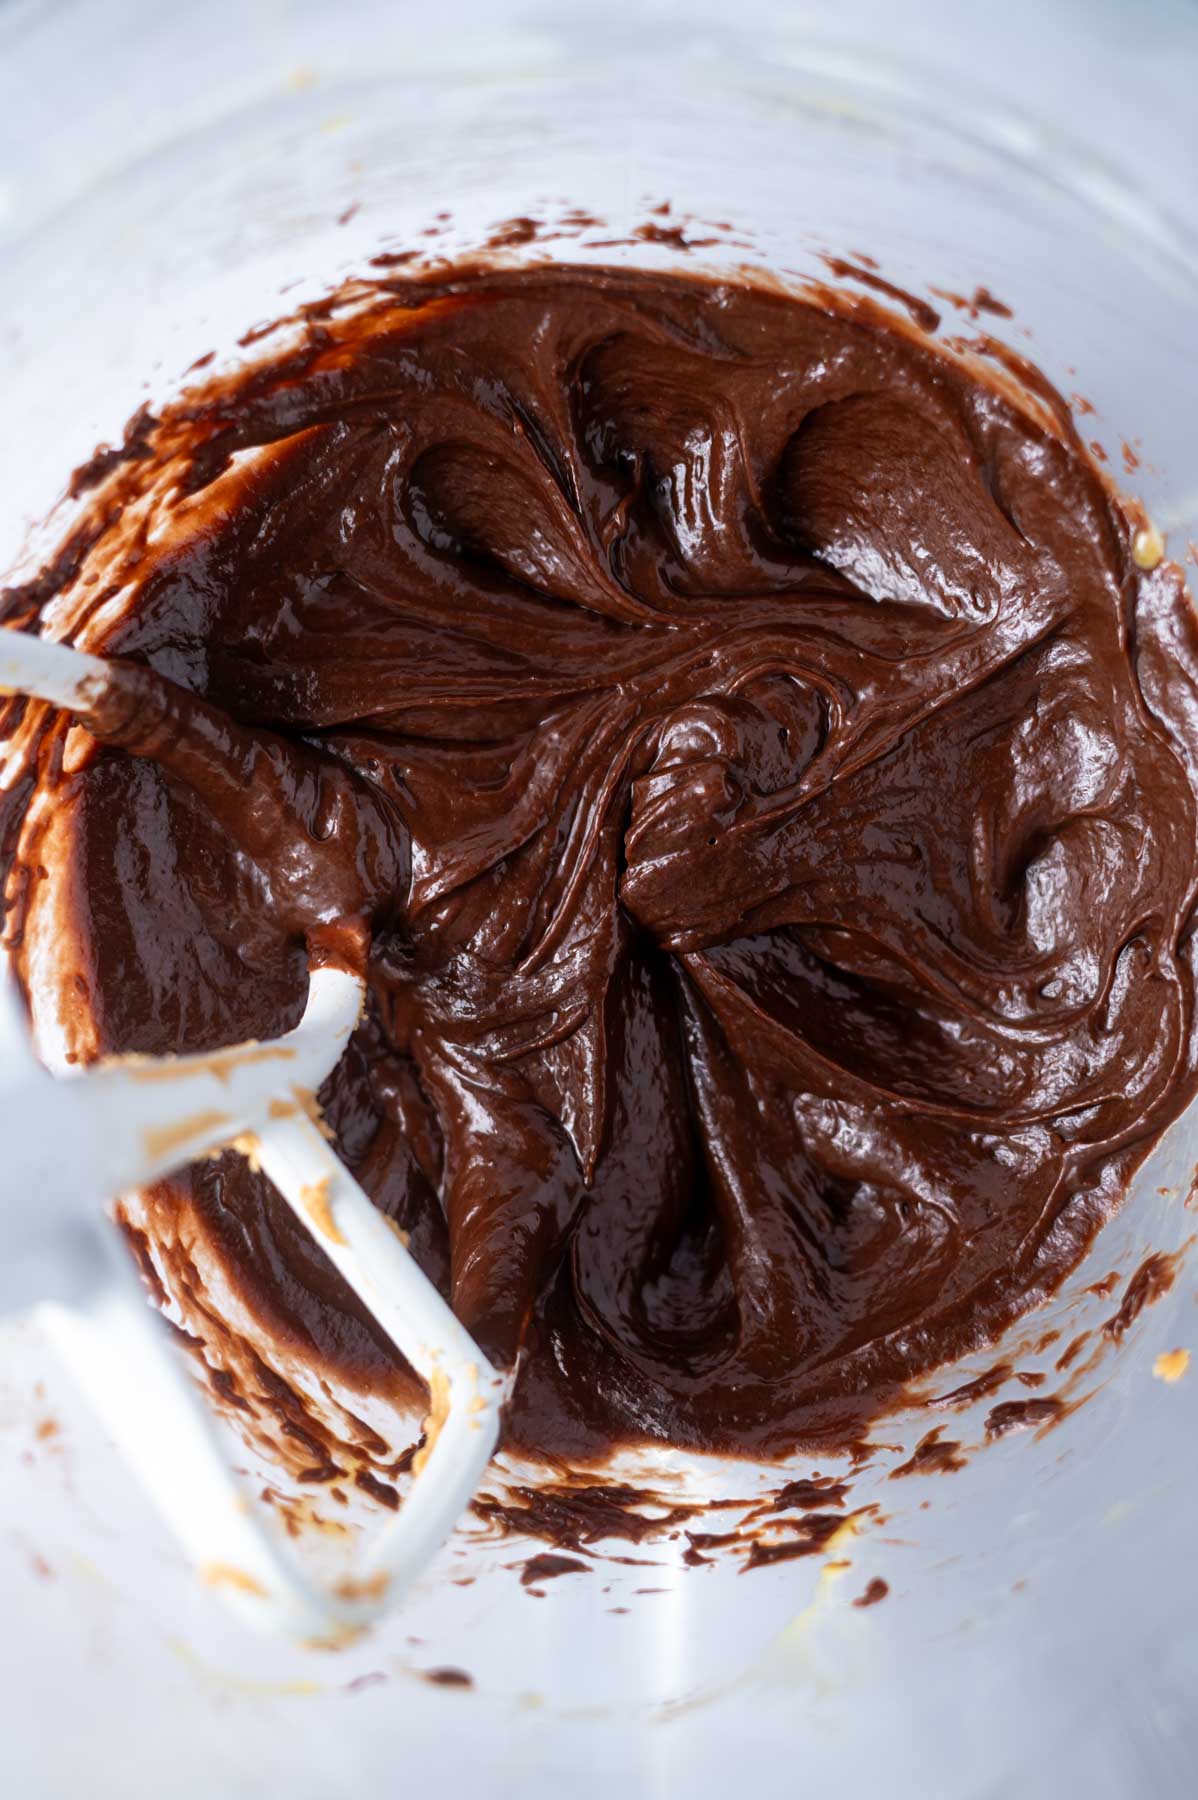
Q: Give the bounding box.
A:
[3,21,1198,1799]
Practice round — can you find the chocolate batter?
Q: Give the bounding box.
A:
[5,263,1198,1461]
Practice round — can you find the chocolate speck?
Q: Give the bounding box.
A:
[890,1429,966,1478]
[1105,1253,1179,1341]
[634,221,717,251]
[488,216,539,248]
[985,1397,1064,1437]
[1087,1271,1121,1299]
[772,1477,850,1511]
[1056,1331,1091,1372]
[741,1511,854,1571]
[823,257,940,331]
[520,1553,590,1588]
[345,1671,387,1694]
[354,1469,400,1510]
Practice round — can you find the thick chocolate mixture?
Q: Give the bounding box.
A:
[6,264,1198,1460]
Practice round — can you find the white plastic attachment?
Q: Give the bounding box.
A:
[2,965,505,1638]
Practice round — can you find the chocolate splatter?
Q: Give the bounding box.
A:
[985,1397,1064,1437]
[890,1430,966,1479]
[520,1552,590,1588]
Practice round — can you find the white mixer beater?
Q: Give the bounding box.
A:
[0,627,507,1641]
